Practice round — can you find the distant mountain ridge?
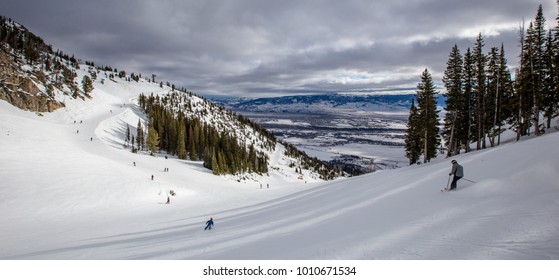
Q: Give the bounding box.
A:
[211,93,445,114]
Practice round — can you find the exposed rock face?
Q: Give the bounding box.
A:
[0,48,64,112]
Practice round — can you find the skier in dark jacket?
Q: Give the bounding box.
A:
[204,217,214,230]
[449,159,464,191]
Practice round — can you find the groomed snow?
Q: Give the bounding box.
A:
[1,72,559,260]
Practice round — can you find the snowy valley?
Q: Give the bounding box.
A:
[211,93,418,172]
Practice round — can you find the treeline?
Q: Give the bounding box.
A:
[406,3,559,165]
[441,34,513,156]
[135,92,271,175]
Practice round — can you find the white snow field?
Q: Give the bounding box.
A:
[1,75,559,260]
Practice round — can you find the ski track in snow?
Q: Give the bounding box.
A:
[1,71,559,260]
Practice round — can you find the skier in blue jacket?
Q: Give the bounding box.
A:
[204,217,214,230]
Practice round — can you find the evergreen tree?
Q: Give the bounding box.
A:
[189,123,199,161]
[404,98,421,164]
[496,44,514,145]
[543,30,557,128]
[81,75,94,96]
[532,5,547,135]
[473,33,487,149]
[442,45,465,156]
[486,47,500,147]
[513,21,533,139]
[165,113,177,154]
[136,119,144,151]
[416,69,441,163]
[125,124,131,147]
[131,135,136,153]
[147,124,160,155]
[176,120,187,159]
[462,48,476,153]
[211,149,220,175]
[551,1,559,127]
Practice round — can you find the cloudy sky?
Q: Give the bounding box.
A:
[1,0,556,97]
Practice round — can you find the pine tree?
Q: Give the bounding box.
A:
[473,33,487,149]
[176,120,187,159]
[532,5,547,135]
[496,44,513,145]
[136,119,144,151]
[513,21,531,139]
[211,149,220,175]
[462,48,476,153]
[486,47,500,147]
[542,30,556,129]
[82,75,94,96]
[189,123,199,161]
[125,124,131,147]
[551,1,559,127]
[147,124,160,155]
[416,69,441,163]
[404,98,421,164]
[442,45,465,156]
[131,135,136,153]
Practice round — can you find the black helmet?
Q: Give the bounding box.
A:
[451,160,457,164]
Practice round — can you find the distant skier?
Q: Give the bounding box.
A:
[166,196,170,204]
[448,159,464,191]
[204,217,214,230]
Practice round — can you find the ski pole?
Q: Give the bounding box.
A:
[462,178,477,183]
[446,174,451,189]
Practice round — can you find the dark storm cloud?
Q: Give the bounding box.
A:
[1,0,555,96]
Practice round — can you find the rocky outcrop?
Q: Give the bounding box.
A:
[0,48,64,112]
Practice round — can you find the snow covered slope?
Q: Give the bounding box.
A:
[1,78,559,259]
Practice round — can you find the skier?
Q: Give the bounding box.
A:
[448,159,464,191]
[166,196,170,204]
[204,217,214,230]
